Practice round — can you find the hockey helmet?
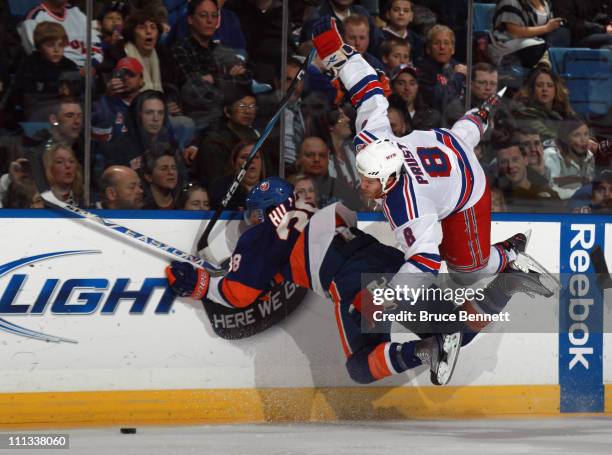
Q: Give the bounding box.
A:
[355,139,404,194]
[245,177,294,225]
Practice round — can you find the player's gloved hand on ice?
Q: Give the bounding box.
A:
[165,261,210,299]
[312,16,357,78]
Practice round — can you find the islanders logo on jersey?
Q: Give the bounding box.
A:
[260,181,270,191]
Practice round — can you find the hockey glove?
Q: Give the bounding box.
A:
[474,86,507,124]
[312,16,357,78]
[166,261,210,300]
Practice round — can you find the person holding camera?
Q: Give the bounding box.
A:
[92,57,144,144]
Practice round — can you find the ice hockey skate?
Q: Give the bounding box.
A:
[415,332,463,385]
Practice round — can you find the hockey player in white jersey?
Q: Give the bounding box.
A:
[312,18,554,337]
[21,1,103,68]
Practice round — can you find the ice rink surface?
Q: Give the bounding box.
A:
[3,417,612,455]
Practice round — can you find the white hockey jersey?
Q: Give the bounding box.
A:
[21,3,103,68]
[338,55,488,276]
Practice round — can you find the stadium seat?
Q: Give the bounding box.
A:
[19,122,50,138]
[7,0,40,19]
[548,48,612,116]
[472,3,496,35]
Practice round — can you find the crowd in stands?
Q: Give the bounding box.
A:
[0,0,611,214]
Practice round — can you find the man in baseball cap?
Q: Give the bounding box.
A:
[91,57,144,143]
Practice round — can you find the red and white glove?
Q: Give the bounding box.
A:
[312,16,357,78]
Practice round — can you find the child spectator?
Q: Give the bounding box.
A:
[20,0,103,68]
[10,22,79,121]
[287,173,318,208]
[96,1,130,49]
[379,37,411,74]
[175,182,211,211]
[381,0,424,64]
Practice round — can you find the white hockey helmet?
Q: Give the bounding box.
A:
[356,139,404,193]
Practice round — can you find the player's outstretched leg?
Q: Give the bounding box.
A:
[414,332,463,386]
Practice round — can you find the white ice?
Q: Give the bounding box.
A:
[3,417,612,455]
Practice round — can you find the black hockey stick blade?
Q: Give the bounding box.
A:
[590,245,612,290]
[196,49,316,253]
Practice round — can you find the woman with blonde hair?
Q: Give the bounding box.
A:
[42,141,84,205]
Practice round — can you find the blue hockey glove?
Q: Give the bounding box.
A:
[165,261,210,300]
[312,16,357,77]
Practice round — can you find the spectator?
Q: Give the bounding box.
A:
[568,170,612,213]
[300,0,382,57]
[98,90,180,173]
[387,105,409,136]
[491,186,508,212]
[443,63,498,127]
[515,65,575,141]
[96,2,130,50]
[28,97,84,165]
[287,173,318,208]
[295,136,361,209]
[165,0,247,56]
[171,0,247,130]
[20,0,103,68]
[380,37,411,74]
[308,105,360,190]
[192,87,259,187]
[100,8,180,102]
[494,139,560,210]
[342,15,385,72]
[10,22,80,122]
[544,116,595,199]
[280,57,307,166]
[42,141,83,205]
[92,57,144,144]
[175,182,211,211]
[209,141,265,210]
[380,0,424,64]
[0,158,34,208]
[388,64,441,132]
[515,126,548,181]
[142,151,179,209]
[98,6,199,150]
[223,0,295,84]
[554,1,612,49]
[97,165,144,209]
[4,178,44,209]
[417,25,466,113]
[488,0,569,67]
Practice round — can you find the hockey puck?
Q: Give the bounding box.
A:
[120,428,137,434]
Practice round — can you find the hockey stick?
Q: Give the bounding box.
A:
[39,190,223,272]
[196,48,316,253]
[590,245,612,290]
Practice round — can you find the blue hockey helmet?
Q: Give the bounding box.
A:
[244,177,294,225]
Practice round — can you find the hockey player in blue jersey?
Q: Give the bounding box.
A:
[166,177,464,385]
